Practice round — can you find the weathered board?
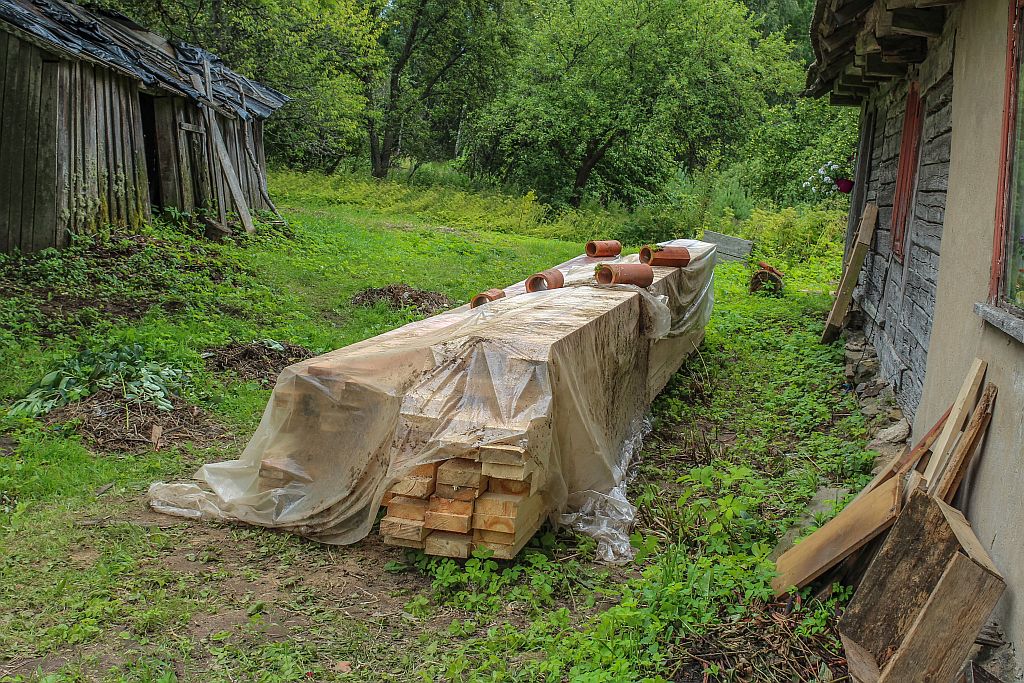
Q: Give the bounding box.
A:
[702,230,753,263]
[933,383,997,503]
[822,202,879,343]
[923,358,986,487]
[840,491,1004,683]
[772,472,902,596]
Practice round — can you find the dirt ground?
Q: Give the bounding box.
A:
[350,284,455,316]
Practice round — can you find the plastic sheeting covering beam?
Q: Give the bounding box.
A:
[149,239,716,562]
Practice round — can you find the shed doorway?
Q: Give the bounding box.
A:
[138,92,162,208]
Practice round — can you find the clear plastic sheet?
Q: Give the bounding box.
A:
[148,239,716,558]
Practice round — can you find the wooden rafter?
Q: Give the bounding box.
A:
[808,0,955,98]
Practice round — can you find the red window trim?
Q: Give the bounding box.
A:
[892,82,924,263]
[991,0,1024,302]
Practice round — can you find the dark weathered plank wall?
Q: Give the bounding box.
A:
[0,28,151,254]
[60,59,150,239]
[853,32,955,419]
[0,31,67,254]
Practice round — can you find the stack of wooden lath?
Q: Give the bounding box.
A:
[381,447,546,559]
[229,243,714,556]
[374,252,711,558]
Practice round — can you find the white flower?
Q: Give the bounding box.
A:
[823,176,832,184]
[802,181,811,188]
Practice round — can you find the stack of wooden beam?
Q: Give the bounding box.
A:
[371,248,715,558]
[380,455,545,559]
[148,241,715,556]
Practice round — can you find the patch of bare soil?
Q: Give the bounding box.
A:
[32,292,157,329]
[45,390,232,453]
[204,340,314,386]
[351,284,455,316]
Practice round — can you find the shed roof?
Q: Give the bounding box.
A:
[0,0,288,119]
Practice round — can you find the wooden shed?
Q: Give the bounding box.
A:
[0,0,288,254]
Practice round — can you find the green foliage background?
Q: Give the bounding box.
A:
[97,0,857,220]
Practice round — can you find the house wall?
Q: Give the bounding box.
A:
[918,0,1024,669]
[852,20,955,420]
[0,26,149,253]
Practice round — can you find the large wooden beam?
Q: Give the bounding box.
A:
[821,21,861,52]
[835,0,875,24]
[890,7,946,37]
[830,92,864,107]
[879,35,928,63]
[863,52,908,76]
[886,0,960,8]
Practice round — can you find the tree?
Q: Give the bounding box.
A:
[742,0,816,63]
[102,0,383,169]
[464,0,802,207]
[739,97,859,205]
[360,0,521,178]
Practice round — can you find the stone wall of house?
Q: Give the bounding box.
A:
[852,23,955,421]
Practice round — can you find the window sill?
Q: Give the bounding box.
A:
[974,302,1024,344]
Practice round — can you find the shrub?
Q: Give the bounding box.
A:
[706,205,847,266]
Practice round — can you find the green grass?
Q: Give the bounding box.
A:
[0,174,874,682]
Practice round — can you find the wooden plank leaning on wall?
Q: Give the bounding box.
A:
[822,202,879,343]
